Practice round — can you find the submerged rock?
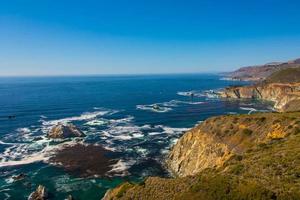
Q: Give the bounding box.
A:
[47,123,85,139]
[49,144,117,178]
[12,173,26,181]
[66,195,74,200]
[28,185,48,200]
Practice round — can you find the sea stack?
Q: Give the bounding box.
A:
[28,185,48,200]
[47,123,85,139]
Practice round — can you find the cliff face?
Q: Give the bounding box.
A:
[167,125,232,177]
[219,83,300,112]
[103,112,300,200]
[167,112,299,177]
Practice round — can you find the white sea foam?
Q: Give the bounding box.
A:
[0,139,78,167]
[157,125,189,135]
[171,100,205,105]
[177,91,195,97]
[16,127,31,134]
[240,107,258,114]
[84,119,107,126]
[42,111,111,126]
[136,105,172,113]
[135,147,149,157]
[107,159,135,177]
[132,133,144,138]
[113,135,133,140]
[148,132,163,136]
[178,90,219,99]
[177,91,206,97]
[0,140,14,145]
[227,112,238,115]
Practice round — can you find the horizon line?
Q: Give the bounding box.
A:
[0,71,224,78]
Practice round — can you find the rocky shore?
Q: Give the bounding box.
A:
[103,112,300,199]
[219,82,300,112]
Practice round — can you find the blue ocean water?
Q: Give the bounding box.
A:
[0,74,273,199]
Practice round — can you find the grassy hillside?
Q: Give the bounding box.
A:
[265,67,300,83]
[104,112,300,200]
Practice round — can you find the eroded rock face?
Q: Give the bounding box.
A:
[28,185,48,200]
[47,123,85,139]
[219,83,300,112]
[167,112,300,177]
[168,128,232,177]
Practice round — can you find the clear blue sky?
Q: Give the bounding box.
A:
[1,0,300,76]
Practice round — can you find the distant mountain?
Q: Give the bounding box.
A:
[225,58,300,81]
[265,67,300,83]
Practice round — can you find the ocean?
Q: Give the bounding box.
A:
[0,74,273,199]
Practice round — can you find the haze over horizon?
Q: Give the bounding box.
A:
[1,0,300,76]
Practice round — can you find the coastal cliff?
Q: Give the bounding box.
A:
[224,58,300,81]
[103,112,300,200]
[168,112,300,177]
[219,82,300,112]
[220,67,300,112]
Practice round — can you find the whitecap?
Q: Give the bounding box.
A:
[132,133,144,138]
[107,159,135,177]
[148,132,163,136]
[0,140,14,145]
[42,111,111,126]
[84,119,107,126]
[177,91,195,97]
[156,125,189,135]
[113,135,133,141]
[16,127,31,134]
[170,100,205,105]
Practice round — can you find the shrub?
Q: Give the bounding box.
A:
[242,128,253,136]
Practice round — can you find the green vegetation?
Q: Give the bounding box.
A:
[115,183,134,198]
[105,112,300,200]
[242,128,253,136]
[265,67,300,83]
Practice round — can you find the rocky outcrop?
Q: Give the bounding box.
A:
[167,112,300,177]
[103,112,300,200]
[219,83,300,112]
[47,123,85,139]
[167,127,232,177]
[12,173,26,181]
[28,185,48,200]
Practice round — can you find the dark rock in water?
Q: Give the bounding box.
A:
[49,144,117,178]
[28,185,48,200]
[12,173,26,181]
[66,195,74,200]
[47,123,85,139]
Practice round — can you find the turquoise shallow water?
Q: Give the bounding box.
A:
[0,74,273,199]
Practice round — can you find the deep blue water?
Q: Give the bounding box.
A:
[0,74,273,199]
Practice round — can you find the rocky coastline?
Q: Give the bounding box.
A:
[103,65,300,200]
[219,82,300,112]
[103,112,300,200]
